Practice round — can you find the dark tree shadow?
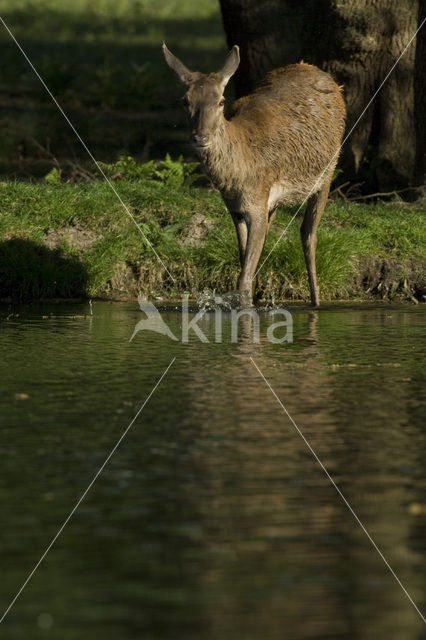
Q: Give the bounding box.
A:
[0,239,89,301]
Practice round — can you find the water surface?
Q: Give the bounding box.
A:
[0,301,425,639]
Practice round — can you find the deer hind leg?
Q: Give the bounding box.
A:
[267,208,277,233]
[238,209,268,306]
[300,178,331,307]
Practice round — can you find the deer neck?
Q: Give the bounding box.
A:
[196,117,244,196]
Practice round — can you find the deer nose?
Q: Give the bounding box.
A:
[192,133,210,147]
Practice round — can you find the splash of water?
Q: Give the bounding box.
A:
[196,289,283,312]
[196,289,240,311]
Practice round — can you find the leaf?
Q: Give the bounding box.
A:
[44,167,61,184]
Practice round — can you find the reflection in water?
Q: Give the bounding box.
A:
[0,302,425,639]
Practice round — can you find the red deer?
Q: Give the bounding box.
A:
[163,44,346,307]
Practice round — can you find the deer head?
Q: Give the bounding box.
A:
[162,43,240,149]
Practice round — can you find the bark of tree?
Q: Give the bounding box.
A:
[219,0,425,193]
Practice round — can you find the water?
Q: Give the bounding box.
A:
[0,301,425,639]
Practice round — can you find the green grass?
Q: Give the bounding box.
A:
[0,166,425,302]
[0,0,227,177]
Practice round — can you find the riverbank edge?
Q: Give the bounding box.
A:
[1,233,424,305]
[0,180,425,304]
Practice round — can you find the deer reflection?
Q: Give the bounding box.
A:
[174,307,422,637]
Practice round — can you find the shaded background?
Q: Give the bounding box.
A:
[0,0,226,179]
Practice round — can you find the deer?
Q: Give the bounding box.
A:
[162,43,346,307]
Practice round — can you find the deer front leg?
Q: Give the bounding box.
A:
[238,210,268,306]
[230,211,248,267]
[300,178,331,307]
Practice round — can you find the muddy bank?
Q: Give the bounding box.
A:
[91,254,425,303]
[352,255,425,303]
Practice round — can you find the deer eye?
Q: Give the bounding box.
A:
[219,98,225,107]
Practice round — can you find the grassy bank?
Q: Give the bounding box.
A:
[1,164,425,302]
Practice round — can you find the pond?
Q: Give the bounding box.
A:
[0,301,425,639]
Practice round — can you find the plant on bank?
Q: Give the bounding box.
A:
[96,154,203,188]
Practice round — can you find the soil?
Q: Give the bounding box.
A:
[43,223,100,253]
[354,255,426,302]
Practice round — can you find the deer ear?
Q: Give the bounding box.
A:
[219,45,240,87]
[162,43,193,85]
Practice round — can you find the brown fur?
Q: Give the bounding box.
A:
[163,44,346,306]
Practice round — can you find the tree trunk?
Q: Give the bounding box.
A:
[219,0,425,193]
[414,0,426,189]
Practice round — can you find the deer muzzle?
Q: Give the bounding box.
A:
[191,133,211,148]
